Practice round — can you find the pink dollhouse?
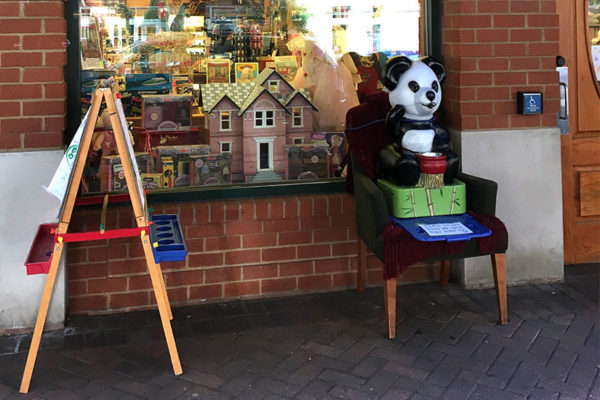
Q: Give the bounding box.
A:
[201,68,317,182]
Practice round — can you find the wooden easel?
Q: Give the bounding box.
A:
[20,83,182,393]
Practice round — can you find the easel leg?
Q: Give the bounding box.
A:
[140,237,182,375]
[357,239,366,293]
[491,253,508,325]
[151,261,173,320]
[383,278,397,339]
[20,243,64,393]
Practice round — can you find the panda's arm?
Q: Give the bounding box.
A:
[431,124,452,153]
[384,105,406,139]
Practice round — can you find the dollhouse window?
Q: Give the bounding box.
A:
[293,138,304,145]
[220,142,232,154]
[268,80,280,93]
[255,110,275,127]
[292,107,303,127]
[220,111,231,131]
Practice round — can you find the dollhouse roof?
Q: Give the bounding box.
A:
[201,82,253,112]
[237,84,289,116]
[285,90,318,111]
[201,68,315,114]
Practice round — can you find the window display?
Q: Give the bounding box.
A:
[77,0,425,193]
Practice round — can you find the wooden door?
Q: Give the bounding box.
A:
[558,1,600,264]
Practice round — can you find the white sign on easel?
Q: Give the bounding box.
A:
[44,109,90,203]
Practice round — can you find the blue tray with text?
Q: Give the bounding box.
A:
[149,214,187,262]
[391,213,491,243]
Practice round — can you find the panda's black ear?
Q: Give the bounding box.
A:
[383,56,412,90]
[421,57,446,83]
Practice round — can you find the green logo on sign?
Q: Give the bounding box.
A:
[66,145,78,166]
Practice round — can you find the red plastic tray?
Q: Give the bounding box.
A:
[25,223,58,275]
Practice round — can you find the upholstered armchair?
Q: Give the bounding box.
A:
[351,153,508,339]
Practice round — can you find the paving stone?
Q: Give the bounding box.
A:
[441,377,477,399]
[380,387,412,400]
[295,379,334,400]
[424,363,460,387]
[350,356,387,379]
[252,377,301,397]
[468,384,527,400]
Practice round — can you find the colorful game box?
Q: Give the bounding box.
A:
[234,62,259,83]
[207,60,231,83]
[274,56,298,82]
[125,73,172,94]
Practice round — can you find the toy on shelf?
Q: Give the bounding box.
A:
[201,68,316,183]
[379,56,459,189]
[287,37,359,131]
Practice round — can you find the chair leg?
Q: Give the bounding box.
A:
[491,253,508,325]
[383,278,397,339]
[440,259,450,286]
[357,239,367,293]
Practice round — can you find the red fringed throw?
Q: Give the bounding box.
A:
[383,211,508,280]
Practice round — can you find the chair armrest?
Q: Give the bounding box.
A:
[351,154,390,246]
[457,172,498,216]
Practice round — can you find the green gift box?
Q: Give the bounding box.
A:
[377,179,467,218]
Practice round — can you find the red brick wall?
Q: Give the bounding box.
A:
[0,0,66,150]
[441,0,559,130]
[66,194,439,314]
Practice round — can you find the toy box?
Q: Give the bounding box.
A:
[161,157,175,188]
[190,154,232,185]
[312,132,346,177]
[125,73,171,94]
[286,143,329,180]
[133,127,201,152]
[377,179,467,219]
[101,153,152,192]
[156,145,210,187]
[142,94,193,131]
[141,173,162,191]
[81,69,115,93]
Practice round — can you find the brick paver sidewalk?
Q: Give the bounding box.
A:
[0,264,597,399]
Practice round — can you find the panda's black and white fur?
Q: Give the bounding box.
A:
[380,56,459,187]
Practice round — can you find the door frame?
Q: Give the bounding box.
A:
[254,137,275,171]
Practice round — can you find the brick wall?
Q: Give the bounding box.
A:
[66,194,439,314]
[440,0,559,130]
[0,0,66,150]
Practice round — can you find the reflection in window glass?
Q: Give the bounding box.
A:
[590,0,600,83]
[77,0,424,193]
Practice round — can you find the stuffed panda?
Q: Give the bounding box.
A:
[379,56,459,187]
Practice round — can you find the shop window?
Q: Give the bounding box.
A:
[220,111,231,131]
[73,0,427,194]
[292,107,303,127]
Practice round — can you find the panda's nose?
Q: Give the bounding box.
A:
[426,91,436,101]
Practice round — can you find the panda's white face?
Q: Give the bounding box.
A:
[388,62,442,121]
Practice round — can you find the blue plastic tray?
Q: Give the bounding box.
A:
[149,214,187,262]
[391,213,492,243]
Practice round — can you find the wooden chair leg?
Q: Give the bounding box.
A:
[383,278,397,339]
[440,259,450,286]
[357,239,367,293]
[491,253,508,325]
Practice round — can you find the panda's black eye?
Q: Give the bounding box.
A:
[408,81,420,93]
[432,81,439,92]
